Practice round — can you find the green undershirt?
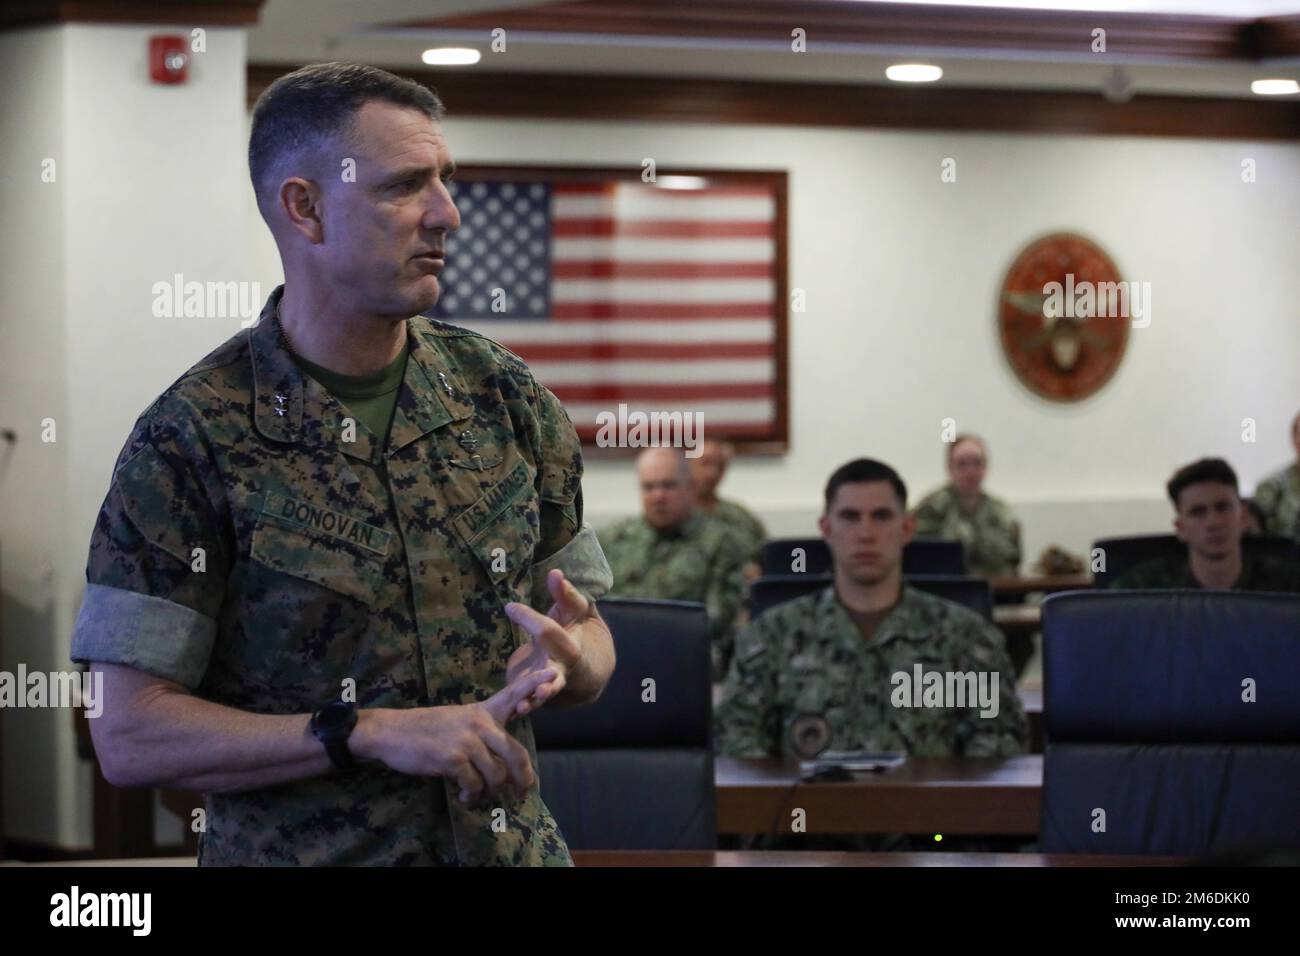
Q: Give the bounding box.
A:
[292,344,409,447]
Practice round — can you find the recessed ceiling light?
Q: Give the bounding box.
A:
[1251,79,1299,96]
[886,64,943,83]
[422,48,481,67]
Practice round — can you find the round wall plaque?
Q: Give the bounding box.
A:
[998,232,1129,402]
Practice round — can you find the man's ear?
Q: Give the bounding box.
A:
[1172,513,1186,543]
[280,177,325,244]
[901,510,917,546]
[817,513,831,539]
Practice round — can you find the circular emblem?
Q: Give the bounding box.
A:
[788,714,831,759]
[998,233,1129,402]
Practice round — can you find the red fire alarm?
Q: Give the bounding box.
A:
[149,35,189,84]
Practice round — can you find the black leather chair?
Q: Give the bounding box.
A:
[1091,533,1300,589]
[759,538,830,576]
[903,538,967,576]
[759,537,966,577]
[749,573,992,622]
[748,573,831,617]
[906,575,994,622]
[1039,590,1300,856]
[530,598,716,850]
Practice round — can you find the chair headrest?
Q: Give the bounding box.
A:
[1042,590,1300,742]
[530,598,713,749]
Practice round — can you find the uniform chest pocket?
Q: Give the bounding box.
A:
[452,458,540,598]
[779,655,857,716]
[249,517,385,606]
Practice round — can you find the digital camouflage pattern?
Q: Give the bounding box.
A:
[911,485,1022,577]
[715,585,1027,759]
[1109,553,1300,593]
[598,511,748,680]
[1255,464,1300,542]
[70,284,612,866]
[700,497,767,566]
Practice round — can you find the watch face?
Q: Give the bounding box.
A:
[316,702,352,733]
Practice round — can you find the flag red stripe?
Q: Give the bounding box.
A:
[552,260,772,279]
[576,421,775,439]
[553,383,772,401]
[550,302,772,320]
[553,219,773,238]
[553,183,772,199]
[505,342,772,361]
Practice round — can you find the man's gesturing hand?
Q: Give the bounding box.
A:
[503,568,592,715]
[352,666,556,804]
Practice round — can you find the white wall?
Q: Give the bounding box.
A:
[0,25,71,850]
[252,115,1300,559]
[2,23,250,848]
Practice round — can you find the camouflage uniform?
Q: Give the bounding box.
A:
[715,585,1027,759]
[1255,464,1300,542]
[700,497,767,565]
[70,285,612,866]
[1109,553,1300,592]
[911,485,1022,577]
[598,511,748,680]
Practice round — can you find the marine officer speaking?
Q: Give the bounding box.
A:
[70,63,615,866]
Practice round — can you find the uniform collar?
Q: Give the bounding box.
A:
[249,285,473,462]
[816,581,917,649]
[947,484,986,514]
[649,511,704,541]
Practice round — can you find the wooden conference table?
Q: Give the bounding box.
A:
[3,849,1187,868]
[574,850,1184,867]
[989,574,1093,598]
[715,754,1042,836]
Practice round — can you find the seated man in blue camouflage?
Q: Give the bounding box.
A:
[1109,457,1300,592]
[716,457,1027,760]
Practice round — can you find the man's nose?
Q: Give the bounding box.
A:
[423,189,460,234]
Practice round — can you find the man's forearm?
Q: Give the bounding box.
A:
[98,687,332,793]
[92,663,377,793]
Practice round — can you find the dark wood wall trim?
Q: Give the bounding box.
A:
[248,64,1300,141]
[1255,15,1300,59]
[393,0,1299,64]
[1,0,264,29]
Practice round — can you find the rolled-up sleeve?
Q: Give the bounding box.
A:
[70,433,228,690]
[526,377,612,607]
[72,584,216,689]
[528,520,613,609]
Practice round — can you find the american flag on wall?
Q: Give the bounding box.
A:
[426,171,786,447]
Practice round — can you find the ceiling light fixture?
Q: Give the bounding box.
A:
[422,48,481,66]
[886,64,943,83]
[1250,79,1299,96]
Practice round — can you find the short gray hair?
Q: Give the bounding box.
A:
[248,61,445,215]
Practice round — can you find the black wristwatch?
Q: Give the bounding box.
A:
[310,700,358,771]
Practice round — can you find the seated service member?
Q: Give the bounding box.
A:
[1110,457,1300,592]
[1254,411,1300,542]
[912,434,1021,577]
[716,458,1027,759]
[689,439,767,566]
[599,446,748,681]
[70,63,616,867]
